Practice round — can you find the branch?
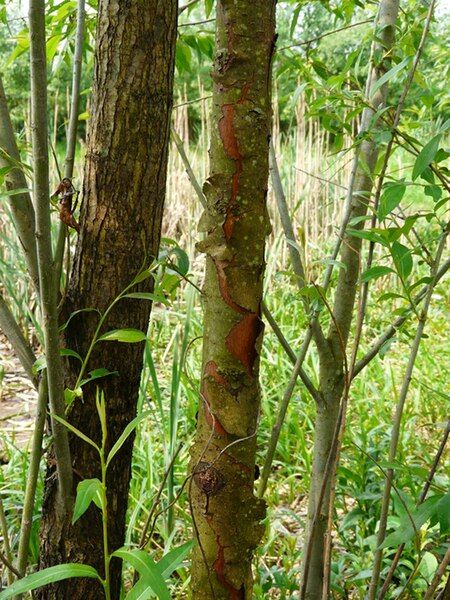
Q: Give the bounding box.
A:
[0,292,37,385]
[171,127,206,208]
[54,0,86,296]
[178,0,201,14]
[278,19,372,52]
[16,374,48,577]
[353,253,450,377]
[29,0,73,509]
[179,18,214,27]
[379,419,450,599]
[261,302,319,402]
[0,75,39,289]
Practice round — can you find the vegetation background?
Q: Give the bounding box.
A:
[0,0,449,598]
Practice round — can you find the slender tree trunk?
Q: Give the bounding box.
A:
[189,2,276,598]
[302,1,400,597]
[37,2,177,599]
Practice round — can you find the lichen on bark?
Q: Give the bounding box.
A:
[190,2,276,598]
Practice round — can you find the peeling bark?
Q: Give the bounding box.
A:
[190,2,276,598]
[36,2,177,599]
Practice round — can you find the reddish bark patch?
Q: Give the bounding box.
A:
[218,84,251,241]
[214,260,247,315]
[202,361,227,436]
[205,515,245,600]
[226,313,263,377]
[213,543,245,600]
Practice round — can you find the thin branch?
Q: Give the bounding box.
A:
[29,0,73,509]
[54,0,86,296]
[171,128,206,208]
[0,75,39,289]
[0,499,15,585]
[16,374,49,577]
[369,219,445,598]
[0,552,21,581]
[293,166,348,190]
[353,253,450,377]
[179,18,214,27]
[178,0,201,15]
[378,419,450,599]
[424,547,450,600]
[261,302,320,402]
[278,19,372,52]
[0,292,37,385]
[173,95,212,109]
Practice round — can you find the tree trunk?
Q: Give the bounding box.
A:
[189,2,276,599]
[37,2,177,599]
[302,1,400,597]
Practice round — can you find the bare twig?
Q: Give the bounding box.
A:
[424,547,450,600]
[178,0,201,15]
[0,499,14,585]
[278,19,372,52]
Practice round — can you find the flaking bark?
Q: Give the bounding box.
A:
[37,2,177,599]
[189,2,276,598]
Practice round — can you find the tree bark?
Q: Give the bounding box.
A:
[37,2,177,599]
[189,2,276,599]
[302,1,400,597]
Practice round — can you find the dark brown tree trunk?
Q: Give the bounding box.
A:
[189,2,276,598]
[37,2,177,599]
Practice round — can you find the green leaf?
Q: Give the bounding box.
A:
[59,307,101,332]
[391,242,413,280]
[52,415,100,453]
[97,329,147,343]
[0,564,100,599]
[412,134,442,181]
[436,491,450,533]
[157,541,193,579]
[378,182,406,221]
[204,0,214,18]
[106,411,151,469]
[125,292,169,306]
[79,368,119,387]
[126,578,154,600]
[379,496,441,549]
[72,479,103,524]
[0,187,31,198]
[112,549,170,600]
[60,348,83,363]
[361,266,394,283]
[370,57,409,99]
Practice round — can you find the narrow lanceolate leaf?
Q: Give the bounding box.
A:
[106,411,152,469]
[379,496,441,549]
[97,328,147,343]
[72,479,103,524]
[361,265,394,283]
[157,540,194,579]
[112,549,170,600]
[412,134,442,181]
[378,182,406,221]
[52,414,100,453]
[125,578,154,600]
[0,564,100,599]
[369,57,409,99]
[391,241,413,280]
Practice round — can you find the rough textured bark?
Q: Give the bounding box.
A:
[302,1,400,598]
[189,2,276,599]
[37,2,177,599]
